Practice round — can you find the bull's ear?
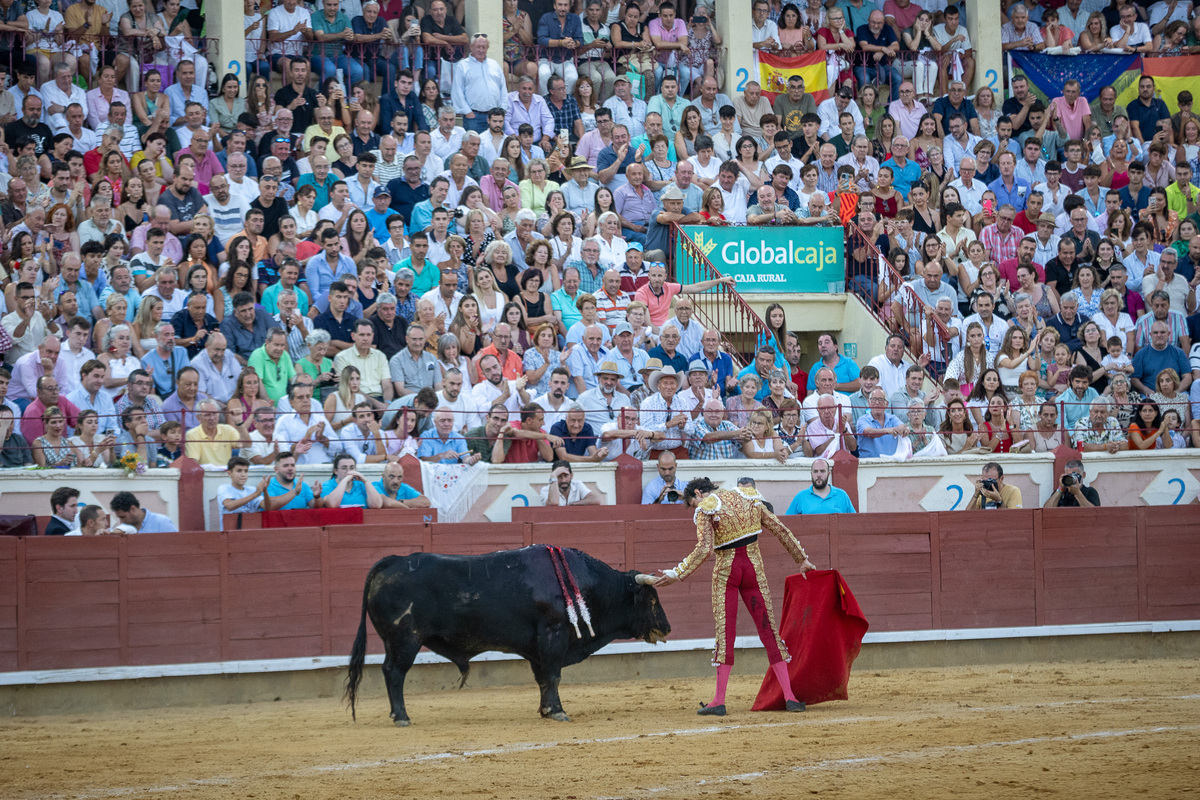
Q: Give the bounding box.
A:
[634,574,656,585]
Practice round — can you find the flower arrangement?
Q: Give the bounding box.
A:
[118,453,147,477]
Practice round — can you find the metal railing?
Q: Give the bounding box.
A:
[669,222,773,371]
[843,220,956,378]
[0,31,216,89]
[247,37,726,98]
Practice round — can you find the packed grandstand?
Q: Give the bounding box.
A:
[1,0,1198,521]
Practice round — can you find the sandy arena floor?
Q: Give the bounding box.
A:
[2,658,1198,800]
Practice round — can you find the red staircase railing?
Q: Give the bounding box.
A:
[843,221,957,377]
[670,223,773,369]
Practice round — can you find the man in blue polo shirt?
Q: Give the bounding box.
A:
[313,281,359,355]
[373,462,432,509]
[805,332,861,393]
[785,459,856,514]
[264,451,316,510]
[988,151,1030,212]
[418,407,482,464]
[1126,75,1171,144]
[109,490,179,532]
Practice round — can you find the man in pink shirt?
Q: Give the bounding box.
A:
[648,3,691,94]
[8,336,71,403]
[883,0,921,39]
[479,158,517,210]
[1050,79,1091,141]
[575,107,613,168]
[633,262,737,326]
[175,128,225,196]
[85,66,131,130]
[887,82,927,140]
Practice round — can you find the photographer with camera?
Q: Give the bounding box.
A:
[1043,459,1100,508]
[967,462,1023,510]
[642,450,687,505]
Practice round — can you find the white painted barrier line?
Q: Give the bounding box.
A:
[602,724,1200,798]
[4,619,1198,687]
[21,695,1200,800]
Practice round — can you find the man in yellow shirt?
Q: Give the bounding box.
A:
[302,106,346,152]
[184,399,243,465]
[1165,161,1200,217]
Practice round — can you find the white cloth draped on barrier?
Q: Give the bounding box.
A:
[420,461,488,523]
[875,433,948,461]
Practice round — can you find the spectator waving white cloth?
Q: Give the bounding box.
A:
[419,460,488,523]
[161,36,210,90]
[819,432,840,460]
[875,434,948,461]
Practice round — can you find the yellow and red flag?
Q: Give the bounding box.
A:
[757,51,830,104]
[1115,55,1200,113]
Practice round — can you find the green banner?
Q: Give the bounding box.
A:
[674,225,846,293]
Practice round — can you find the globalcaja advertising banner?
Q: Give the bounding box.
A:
[674,225,845,293]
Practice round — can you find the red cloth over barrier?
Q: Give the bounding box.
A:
[261,508,364,528]
[752,569,869,710]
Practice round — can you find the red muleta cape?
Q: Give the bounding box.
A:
[752,569,869,710]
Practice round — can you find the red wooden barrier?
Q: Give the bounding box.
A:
[2,507,1197,673]
[227,508,438,530]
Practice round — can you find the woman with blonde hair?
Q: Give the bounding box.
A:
[482,239,521,300]
[93,293,129,356]
[1079,11,1114,52]
[33,407,76,468]
[130,295,163,357]
[437,235,469,289]
[973,85,999,139]
[98,324,139,400]
[742,408,788,462]
[698,186,728,224]
[1149,368,1192,431]
[462,207,496,268]
[471,267,507,333]
[323,365,369,432]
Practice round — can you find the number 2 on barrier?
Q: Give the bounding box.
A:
[228,60,241,77]
[985,69,998,92]
[736,68,749,93]
[1168,478,1185,505]
[945,484,964,510]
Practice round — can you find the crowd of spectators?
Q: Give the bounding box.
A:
[1,0,1200,520]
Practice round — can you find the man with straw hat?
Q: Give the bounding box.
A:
[577,360,632,430]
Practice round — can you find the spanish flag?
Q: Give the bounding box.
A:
[1114,55,1200,113]
[757,51,830,104]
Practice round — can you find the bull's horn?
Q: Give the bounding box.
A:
[634,574,656,585]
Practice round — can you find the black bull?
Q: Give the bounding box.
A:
[345,546,671,724]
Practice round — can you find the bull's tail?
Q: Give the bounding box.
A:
[345,557,396,720]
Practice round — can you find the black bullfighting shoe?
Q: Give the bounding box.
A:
[785,700,806,712]
[697,703,726,716]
